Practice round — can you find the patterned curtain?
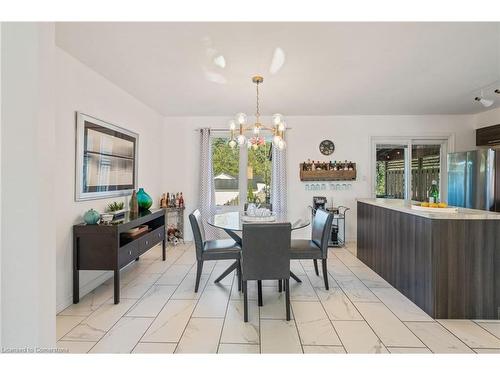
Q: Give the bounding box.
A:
[271,144,288,214]
[199,128,218,240]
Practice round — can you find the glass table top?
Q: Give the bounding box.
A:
[207,211,310,232]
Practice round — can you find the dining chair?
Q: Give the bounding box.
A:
[290,208,334,289]
[241,222,292,322]
[188,209,242,292]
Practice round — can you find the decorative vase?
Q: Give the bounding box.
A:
[83,208,100,225]
[130,190,139,215]
[136,188,153,211]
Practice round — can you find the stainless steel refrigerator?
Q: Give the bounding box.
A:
[447,149,500,212]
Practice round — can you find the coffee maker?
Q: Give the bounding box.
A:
[312,196,327,211]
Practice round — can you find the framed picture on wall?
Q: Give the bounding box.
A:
[75,112,138,201]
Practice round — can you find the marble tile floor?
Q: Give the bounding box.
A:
[57,242,500,354]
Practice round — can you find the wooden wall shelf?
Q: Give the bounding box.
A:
[300,163,357,181]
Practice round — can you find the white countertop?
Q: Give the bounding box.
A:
[357,198,500,220]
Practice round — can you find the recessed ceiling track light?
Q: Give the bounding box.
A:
[475,89,494,107]
[495,89,500,94]
[475,96,494,107]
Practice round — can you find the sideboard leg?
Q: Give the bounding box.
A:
[114,269,120,304]
[73,270,79,304]
[73,236,80,304]
[162,239,166,261]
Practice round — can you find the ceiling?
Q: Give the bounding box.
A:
[55,22,500,116]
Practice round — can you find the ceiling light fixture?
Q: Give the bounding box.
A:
[475,90,494,108]
[495,89,500,94]
[228,76,286,150]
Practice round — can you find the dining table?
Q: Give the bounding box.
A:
[207,211,311,284]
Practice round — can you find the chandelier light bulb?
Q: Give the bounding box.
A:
[278,139,286,150]
[237,134,247,145]
[272,113,283,126]
[228,139,237,148]
[236,112,247,125]
[278,121,286,132]
[253,126,260,135]
[228,120,236,130]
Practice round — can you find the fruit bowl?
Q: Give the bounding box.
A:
[411,203,458,213]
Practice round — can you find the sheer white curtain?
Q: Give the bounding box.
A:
[199,128,218,240]
[271,145,288,214]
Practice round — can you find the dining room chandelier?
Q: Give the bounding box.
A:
[228,76,286,150]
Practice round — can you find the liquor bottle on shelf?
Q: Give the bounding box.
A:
[165,193,169,208]
[175,193,180,208]
[160,193,165,208]
[329,160,333,170]
[348,161,354,171]
[343,160,348,171]
[179,192,185,209]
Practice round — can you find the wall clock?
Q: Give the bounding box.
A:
[319,140,335,155]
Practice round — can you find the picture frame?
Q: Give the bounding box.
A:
[75,112,139,201]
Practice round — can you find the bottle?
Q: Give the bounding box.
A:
[175,193,180,208]
[166,193,170,208]
[129,190,139,215]
[428,180,439,203]
[179,192,184,208]
[160,193,165,208]
[344,160,348,171]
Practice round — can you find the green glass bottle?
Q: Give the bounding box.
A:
[428,180,439,203]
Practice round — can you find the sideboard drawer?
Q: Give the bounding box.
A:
[119,241,139,268]
[138,227,164,254]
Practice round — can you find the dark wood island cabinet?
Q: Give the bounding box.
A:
[73,209,166,304]
[357,199,500,320]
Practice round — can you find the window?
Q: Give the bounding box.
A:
[212,136,240,206]
[212,133,272,209]
[247,141,272,205]
[372,137,448,201]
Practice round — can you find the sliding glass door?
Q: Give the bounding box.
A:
[373,137,448,202]
[376,144,409,199]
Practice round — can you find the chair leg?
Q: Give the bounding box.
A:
[257,280,263,306]
[243,280,248,322]
[313,259,319,276]
[194,260,203,292]
[237,261,242,292]
[285,279,291,321]
[322,259,329,290]
[278,279,282,293]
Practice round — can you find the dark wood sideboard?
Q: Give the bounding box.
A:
[73,208,166,304]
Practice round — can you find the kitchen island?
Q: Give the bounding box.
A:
[357,198,500,319]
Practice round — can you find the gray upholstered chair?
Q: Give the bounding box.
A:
[241,222,292,322]
[290,209,334,289]
[189,209,241,292]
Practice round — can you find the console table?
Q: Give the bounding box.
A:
[73,208,166,304]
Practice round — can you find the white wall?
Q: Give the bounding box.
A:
[0,22,3,348]
[163,115,476,242]
[55,48,164,313]
[1,23,56,348]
